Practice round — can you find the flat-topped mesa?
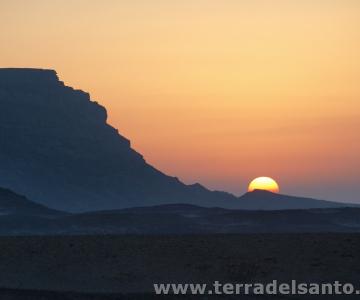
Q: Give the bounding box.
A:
[0,68,61,88]
[0,67,109,127]
[0,68,238,212]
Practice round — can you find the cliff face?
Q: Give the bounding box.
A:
[0,68,236,211]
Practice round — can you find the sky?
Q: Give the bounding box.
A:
[0,0,359,202]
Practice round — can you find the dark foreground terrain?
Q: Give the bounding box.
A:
[0,234,359,299]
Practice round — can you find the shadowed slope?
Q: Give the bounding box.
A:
[0,187,62,216]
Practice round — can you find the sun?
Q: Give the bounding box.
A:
[248,177,280,193]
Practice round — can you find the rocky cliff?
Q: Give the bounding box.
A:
[0,68,236,211]
[0,68,353,212]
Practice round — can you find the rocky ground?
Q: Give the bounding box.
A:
[0,234,359,299]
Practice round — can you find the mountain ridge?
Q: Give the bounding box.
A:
[0,68,356,212]
[0,183,359,235]
[238,189,353,210]
[0,68,237,211]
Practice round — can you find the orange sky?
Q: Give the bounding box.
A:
[1,0,359,202]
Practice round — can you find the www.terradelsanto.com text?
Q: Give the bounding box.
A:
[154,280,360,296]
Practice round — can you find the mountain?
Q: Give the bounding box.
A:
[1,200,360,235]
[238,189,349,210]
[0,68,238,211]
[0,186,65,235]
[0,187,62,216]
[0,68,355,212]
[0,184,355,235]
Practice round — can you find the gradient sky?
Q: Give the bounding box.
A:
[1,0,359,202]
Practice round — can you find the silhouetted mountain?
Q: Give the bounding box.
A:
[0,187,62,216]
[0,186,65,235]
[1,200,360,235]
[0,184,357,235]
[238,189,348,210]
[0,68,238,211]
[0,68,355,212]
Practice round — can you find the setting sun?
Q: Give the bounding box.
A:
[248,177,280,193]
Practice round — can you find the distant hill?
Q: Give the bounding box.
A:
[1,199,360,235]
[0,68,356,212]
[0,185,358,235]
[0,187,64,235]
[0,187,61,216]
[238,189,350,210]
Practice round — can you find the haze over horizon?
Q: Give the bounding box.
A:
[1,0,359,203]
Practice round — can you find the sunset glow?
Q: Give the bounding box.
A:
[1,1,359,202]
